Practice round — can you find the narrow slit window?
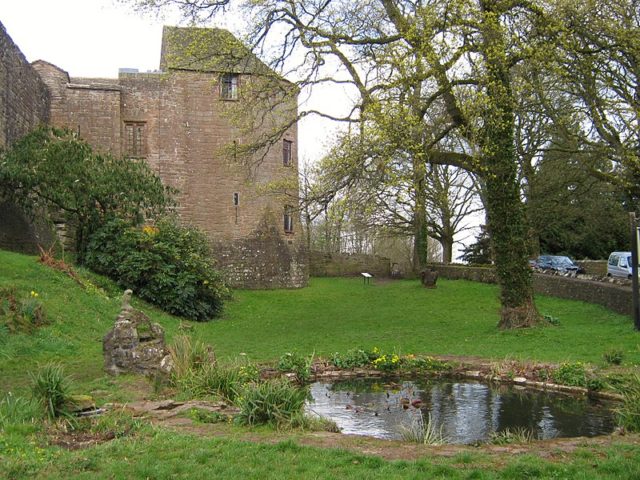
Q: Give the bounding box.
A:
[283,139,293,166]
[233,192,240,206]
[284,205,294,233]
[220,73,239,100]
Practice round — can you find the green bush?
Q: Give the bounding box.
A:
[85,217,229,321]
[236,378,308,426]
[277,352,313,382]
[30,363,72,419]
[330,348,371,369]
[552,362,588,387]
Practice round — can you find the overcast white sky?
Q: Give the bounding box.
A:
[0,0,340,164]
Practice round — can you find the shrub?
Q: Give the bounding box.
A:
[236,378,309,426]
[552,362,588,387]
[0,126,172,260]
[330,348,371,369]
[277,352,313,382]
[85,217,229,321]
[30,363,72,419]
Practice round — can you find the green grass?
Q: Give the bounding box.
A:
[2,425,640,479]
[2,249,640,478]
[1,248,639,395]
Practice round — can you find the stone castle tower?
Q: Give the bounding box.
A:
[0,23,307,288]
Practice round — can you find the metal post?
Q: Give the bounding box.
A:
[630,212,640,330]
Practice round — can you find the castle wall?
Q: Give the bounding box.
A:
[117,70,306,288]
[0,22,54,253]
[0,22,49,149]
[1,23,307,288]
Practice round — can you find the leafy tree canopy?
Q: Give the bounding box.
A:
[0,126,174,260]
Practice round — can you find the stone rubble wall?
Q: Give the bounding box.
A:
[426,263,632,316]
[309,251,391,278]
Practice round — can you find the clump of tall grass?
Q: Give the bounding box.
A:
[30,363,72,419]
[0,392,41,428]
[617,373,640,432]
[235,378,309,426]
[489,427,535,445]
[399,411,448,445]
[169,334,216,380]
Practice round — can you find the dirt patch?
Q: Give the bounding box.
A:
[47,427,117,451]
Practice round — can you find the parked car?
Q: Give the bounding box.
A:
[531,255,584,274]
[607,251,636,279]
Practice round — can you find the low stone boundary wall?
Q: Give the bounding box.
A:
[575,260,607,276]
[310,251,391,278]
[426,263,632,316]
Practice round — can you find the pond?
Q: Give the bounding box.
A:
[306,378,617,444]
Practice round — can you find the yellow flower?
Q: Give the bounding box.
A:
[30,291,39,298]
[142,225,159,236]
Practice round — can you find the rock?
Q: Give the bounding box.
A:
[420,269,438,288]
[65,394,96,413]
[103,290,170,376]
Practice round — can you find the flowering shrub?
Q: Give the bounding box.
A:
[85,217,229,321]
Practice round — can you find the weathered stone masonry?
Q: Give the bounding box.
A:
[0,21,54,252]
[1,23,308,288]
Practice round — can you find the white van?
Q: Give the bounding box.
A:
[607,251,634,278]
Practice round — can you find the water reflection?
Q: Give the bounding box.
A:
[306,378,616,443]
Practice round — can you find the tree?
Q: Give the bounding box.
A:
[459,225,492,265]
[528,137,629,259]
[0,127,173,260]
[123,0,635,329]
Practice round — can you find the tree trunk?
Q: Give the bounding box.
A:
[441,237,453,263]
[412,156,429,271]
[480,0,541,328]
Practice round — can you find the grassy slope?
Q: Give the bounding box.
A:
[2,249,640,479]
[2,249,639,395]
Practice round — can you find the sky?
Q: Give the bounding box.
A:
[0,0,340,165]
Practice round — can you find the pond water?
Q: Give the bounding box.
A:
[306,378,616,444]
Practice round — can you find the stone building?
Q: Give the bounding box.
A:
[0,23,307,288]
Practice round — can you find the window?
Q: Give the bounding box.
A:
[124,122,145,157]
[220,73,239,100]
[284,205,294,233]
[233,192,240,206]
[283,139,293,166]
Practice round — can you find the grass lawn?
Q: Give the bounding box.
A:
[2,249,640,479]
[1,248,639,393]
